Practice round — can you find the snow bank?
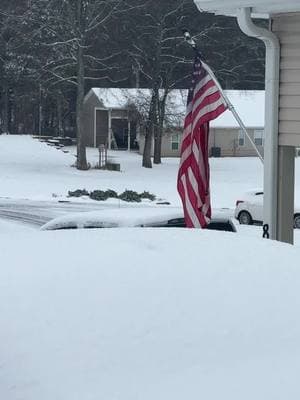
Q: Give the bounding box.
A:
[1,228,300,399]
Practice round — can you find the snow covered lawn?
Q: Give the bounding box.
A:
[1,134,300,242]
[1,228,300,400]
[1,134,300,207]
[0,134,267,207]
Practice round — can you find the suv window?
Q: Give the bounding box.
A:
[206,221,236,232]
[164,218,236,232]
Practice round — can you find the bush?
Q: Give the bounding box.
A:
[89,189,119,201]
[105,189,118,199]
[68,188,156,203]
[89,190,110,201]
[118,190,141,203]
[139,191,156,201]
[68,189,89,197]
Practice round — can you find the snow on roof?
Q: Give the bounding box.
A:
[41,207,184,230]
[88,88,264,128]
[40,206,232,231]
[90,88,151,109]
[193,0,300,16]
[213,90,264,128]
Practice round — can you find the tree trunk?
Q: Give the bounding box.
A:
[3,85,10,134]
[153,124,161,164]
[57,92,64,136]
[142,93,157,168]
[153,92,167,164]
[76,42,88,170]
[38,84,42,136]
[142,120,153,168]
[153,128,162,164]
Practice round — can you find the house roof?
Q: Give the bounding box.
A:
[87,88,265,129]
[211,90,264,128]
[88,88,152,109]
[193,0,300,16]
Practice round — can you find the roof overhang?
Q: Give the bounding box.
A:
[193,0,300,17]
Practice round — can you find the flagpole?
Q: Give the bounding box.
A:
[182,30,264,164]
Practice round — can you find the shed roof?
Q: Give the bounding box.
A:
[193,0,300,16]
[87,88,264,129]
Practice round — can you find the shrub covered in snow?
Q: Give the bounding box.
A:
[118,189,142,202]
[68,188,156,203]
[68,189,89,197]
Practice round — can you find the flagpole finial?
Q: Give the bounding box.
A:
[182,29,201,58]
[182,29,196,47]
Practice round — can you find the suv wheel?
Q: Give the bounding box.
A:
[294,214,300,229]
[238,211,253,225]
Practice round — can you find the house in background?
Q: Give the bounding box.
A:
[138,90,265,158]
[83,88,265,158]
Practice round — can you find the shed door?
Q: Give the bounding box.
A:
[96,110,108,146]
[111,119,128,149]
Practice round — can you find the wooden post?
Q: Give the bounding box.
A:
[277,146,295,244]
[108,109,112,150]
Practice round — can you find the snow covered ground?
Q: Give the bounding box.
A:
[1,228,300,400]
[0,134,265,206]
[1,135,300,399]
[1,134,299,207]
[1,134,299,242]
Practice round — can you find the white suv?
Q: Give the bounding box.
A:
[234,190,300,229]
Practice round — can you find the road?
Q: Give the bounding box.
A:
[0,198,109,228]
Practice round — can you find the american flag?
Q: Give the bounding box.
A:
[177,56,227,228]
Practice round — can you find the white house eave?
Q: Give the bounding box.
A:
[193,0,300,16]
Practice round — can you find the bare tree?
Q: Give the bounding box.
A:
[0,0,29,134]
[25,0,132,169]
[126,0,198,167]
[0,0,265,150]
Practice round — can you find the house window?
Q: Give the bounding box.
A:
[254,129,264,146]
[238,130,245,146]
[171,134,180,150]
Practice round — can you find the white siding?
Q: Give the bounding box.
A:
[273,13,300,146]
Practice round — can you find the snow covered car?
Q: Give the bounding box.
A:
[234,190,300,228]
[40,207,236,232]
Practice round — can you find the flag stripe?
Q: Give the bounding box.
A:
[180,175,202,228]
[193,96,226,128]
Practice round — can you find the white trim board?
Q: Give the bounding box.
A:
[193,0,300,16]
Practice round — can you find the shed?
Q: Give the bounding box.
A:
[194,0,300,244]
[82,88,140,150]
[82,88,188,150]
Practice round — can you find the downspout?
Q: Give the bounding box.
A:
[237,8,280,240]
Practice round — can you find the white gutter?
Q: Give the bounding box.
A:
[236,7,280,240]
